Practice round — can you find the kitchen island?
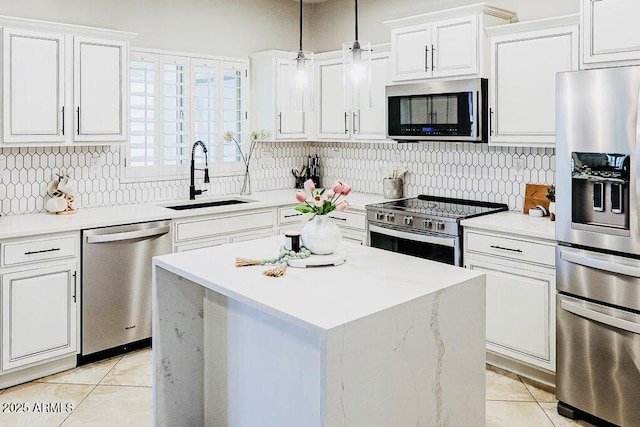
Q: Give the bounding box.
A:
[152,237,486,427]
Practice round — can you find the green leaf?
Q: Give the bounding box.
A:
[323,200,334,215]
[295,205,314,214]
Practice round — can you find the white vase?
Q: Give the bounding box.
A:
[300,215,342,255]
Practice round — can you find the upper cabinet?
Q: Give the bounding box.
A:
[0,17,135,147]
[315,47,390,141]
[487,15,579,147]
[581,0,640,68]
[251,51,308,141]
[74,37,127,142]
[385,4,516,82]
[2,29,66,144]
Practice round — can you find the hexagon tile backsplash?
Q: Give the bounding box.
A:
[0,142,554,216]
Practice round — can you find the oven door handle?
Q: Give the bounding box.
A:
[369,224,455,247]
[560,300,640,335]
[560,249,640,278]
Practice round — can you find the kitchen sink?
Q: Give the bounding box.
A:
[165,199,251,210]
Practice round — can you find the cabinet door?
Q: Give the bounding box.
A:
[583,0,640,65]
[390,24,431,81]
[74,37,127,142]
[490,25,578,146]
[275,59,306,138]
[2,264,77,370]
[467,258,555,370]
[354,53,389,140]
[432,15,478,78]
[2,29,65,144]
[317,59,350,139]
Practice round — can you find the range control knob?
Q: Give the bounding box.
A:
[423,219,433,229]
[385,213,395,223]
[436,221,445,231]
[375,211,385,221]
[403,216,413,226]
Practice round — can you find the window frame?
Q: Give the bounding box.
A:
[122,47,249,183]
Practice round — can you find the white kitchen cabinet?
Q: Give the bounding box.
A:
[316,48,390,141]
[487,16,579,147]
[2,28,66,144]
[173,209,276,252]
[581,0,640,67]
[0,231,80,387]
[74,37,128,142]
[251,51,308,140]
[464,229,556,373]
[2,264,77,370]
[0,16,134,147]
[385,4,515,82]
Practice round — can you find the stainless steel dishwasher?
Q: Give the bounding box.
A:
[80,220,171,363]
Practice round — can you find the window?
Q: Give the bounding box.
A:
[124,50,248,181]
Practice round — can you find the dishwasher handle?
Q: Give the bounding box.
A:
[86,225,170,244]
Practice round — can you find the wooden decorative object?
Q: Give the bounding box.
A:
[523,184,553,214]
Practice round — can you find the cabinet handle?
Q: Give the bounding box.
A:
[328,216,347,221]
[284,213,302,218]
[490,245,522,253]
[352,111,358,134]
[431,45,435,71]
[490,108,494,136]
[425,45,429,71]
[72,271,77,303]
[61,106,65,136]
[76,107,80,135]
[344,112,349,134]
[24,247,61,255]
[277,112,282,133]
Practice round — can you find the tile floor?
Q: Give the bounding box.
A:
[0,348,595,427]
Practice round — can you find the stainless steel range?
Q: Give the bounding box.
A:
[366,195,508,266]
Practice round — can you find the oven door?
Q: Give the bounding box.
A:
[368,223,460,266]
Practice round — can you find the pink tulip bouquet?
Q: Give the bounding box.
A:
[295,179,351,218]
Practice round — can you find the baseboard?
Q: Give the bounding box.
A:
[487,351,555,388]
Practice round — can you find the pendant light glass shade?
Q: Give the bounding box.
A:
[288,49,314,112]
[342,0,372,110]
[288,0,314,112]
[342,39,372,110]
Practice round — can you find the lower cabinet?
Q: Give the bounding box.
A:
[464,229,556,372]
[277,206,367,245]
[2,264,77,370]
[0,232,80,387]
[173,209,276,252]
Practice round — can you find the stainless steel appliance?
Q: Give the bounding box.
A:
[386,78,488,142]
[556,65,640,426]
[366,195,507,266]
[80,220,172,363]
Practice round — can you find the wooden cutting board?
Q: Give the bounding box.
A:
[523,184,552,214]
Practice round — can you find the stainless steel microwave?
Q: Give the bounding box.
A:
[386,78,488,143]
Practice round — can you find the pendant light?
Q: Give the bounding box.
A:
[289,0,314,112]
[342,0,372,110]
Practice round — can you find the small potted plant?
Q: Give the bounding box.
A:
[546,185,556,221]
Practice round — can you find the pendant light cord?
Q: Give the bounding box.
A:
[354,0,359,41]
[299,0,303,51]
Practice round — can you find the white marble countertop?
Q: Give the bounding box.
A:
[153,235,484,331]
[0,189,392,240]
[461,210,556,241]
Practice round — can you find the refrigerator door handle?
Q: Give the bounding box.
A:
[560,300,640,335]
[560,249,640,278]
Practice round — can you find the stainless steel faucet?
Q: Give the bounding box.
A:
[190,141,210,200]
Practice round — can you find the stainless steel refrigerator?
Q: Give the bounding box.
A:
[555,65,640,426]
